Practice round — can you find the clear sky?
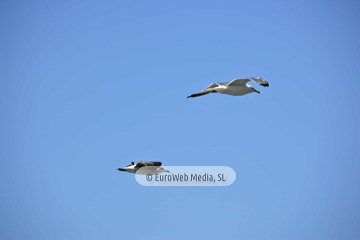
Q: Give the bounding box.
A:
[1,0,360,239]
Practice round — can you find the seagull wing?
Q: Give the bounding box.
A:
[187,83,222,98]
[226,78,250,86]
[249,77,269,87]
[124,162,136,168]
[134,161,162,168]
[147,161,162,166]
[202,83,222,91]
[227,78,269,87]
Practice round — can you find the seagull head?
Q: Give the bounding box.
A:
[249,86,260,94]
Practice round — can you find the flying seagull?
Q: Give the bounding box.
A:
[187,77,269,98]
[117,161,170,175]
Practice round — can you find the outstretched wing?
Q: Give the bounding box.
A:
[124,162,136,168]
[249,77,269,87]
[202,83,221,91]
[187,83,221,98]
[134,161,162,168]
[227,78,269,87]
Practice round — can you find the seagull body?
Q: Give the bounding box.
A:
[187,77,269,98]
[117,161,170,175]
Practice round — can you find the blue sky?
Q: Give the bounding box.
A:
[1,0,359,239]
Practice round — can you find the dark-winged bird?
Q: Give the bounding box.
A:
[117,161,170,175]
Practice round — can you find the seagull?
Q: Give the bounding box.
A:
[117,161,170,175]
[187,77,269,98]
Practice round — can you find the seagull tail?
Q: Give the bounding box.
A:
[116,168,126,172]
[186,91,211,98]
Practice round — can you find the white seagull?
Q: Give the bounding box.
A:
[187,77,269,98]
[117,161,170,175]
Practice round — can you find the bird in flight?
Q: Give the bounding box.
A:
[187,77,269,98]
[117,161,170,175]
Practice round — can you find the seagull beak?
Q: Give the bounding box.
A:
[254,90,260,94]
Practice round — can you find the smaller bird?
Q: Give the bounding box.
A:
[117,161,170,175]
[187,77,269,98]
